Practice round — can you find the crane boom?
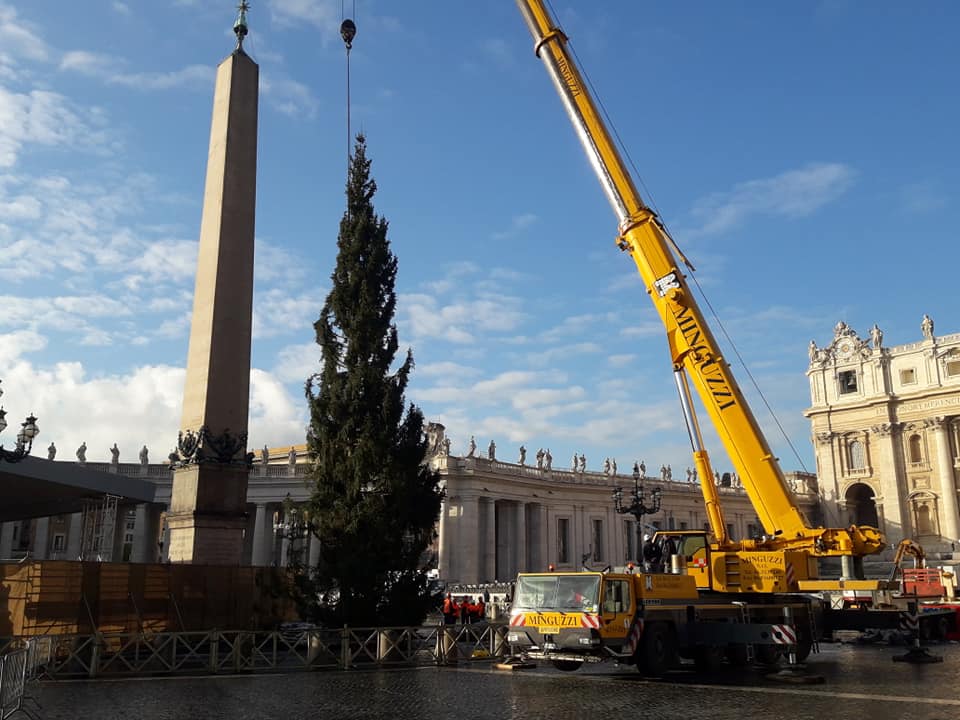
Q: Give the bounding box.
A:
[516,0,883,559]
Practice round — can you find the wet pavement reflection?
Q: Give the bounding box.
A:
[36,642,960,720]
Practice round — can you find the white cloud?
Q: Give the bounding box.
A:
[0,360,185,463]
[688,163,856,237]
[155,311,192,339]
[0,87,108,167]
[481,38,514,69]
[252,288,324,340]
[60,51,214,91]
[899,180,948,215]
[112,64,213,91]
[0,5,48,64]
[260,73,319,118]
[539,313,617,343]
[1,353,306,463]
[131,239,198,279]
[401,292,528,344]
[255,239,310,284]
[248,368,307,448]
[112,2,131,15]
[273,341,321,383]
[526,342,602,366]
[492,212,537,240]
[415,361,481,381]
[607,353,636,368]
[0,294,131,343]
[0,329,47,366]
[620,321,664,339]
[267,0,341,39]
[59,50,113,75]
[0,193,41,219]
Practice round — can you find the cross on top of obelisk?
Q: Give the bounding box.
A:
[233,1,250,50]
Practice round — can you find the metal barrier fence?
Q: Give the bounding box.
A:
[0,648,27,720]
[0,623,510,680]
[0,636,54,718]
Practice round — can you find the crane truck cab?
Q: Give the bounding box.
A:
[507,569,806,675]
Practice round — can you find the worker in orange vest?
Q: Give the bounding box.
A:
[442,593,455,625]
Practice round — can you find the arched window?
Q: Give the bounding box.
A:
[908,434,923,464]
[847,440,866,470]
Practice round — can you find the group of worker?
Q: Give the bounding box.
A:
[641,533,678,573]
[441,593,487,624]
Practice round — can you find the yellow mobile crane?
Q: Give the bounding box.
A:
[515,0,885,597]
[505,3,958,671]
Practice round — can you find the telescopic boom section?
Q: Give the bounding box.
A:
[515,0,883,557]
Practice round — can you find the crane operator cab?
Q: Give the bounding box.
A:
[507,570,699,672]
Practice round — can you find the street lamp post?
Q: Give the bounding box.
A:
[612,461,662,560]
[0,380,39,463]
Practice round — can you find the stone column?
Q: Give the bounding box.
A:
[111,512,127,562]
[131,504,148,563]
[460,496,479,584]
[307,532,321,568]
[241,504,257,565]
[66,512,83,560]
[250,503,272,566]
[483,498,496,582]
[167,42,259,565]
[33,517,50,560]
[538,505,548,571]
[437,489,452,580]
[871,423,909,543]
[932,417,960,543]
[0,522,15,558]
[515,501,527,574]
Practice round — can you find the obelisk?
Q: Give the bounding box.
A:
[167,3,258,564]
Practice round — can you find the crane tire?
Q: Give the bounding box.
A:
[725,643,749,667]
[693,644,725,673]
[551,660,583,672]
[753,644,781,667]
[636,622,678,677]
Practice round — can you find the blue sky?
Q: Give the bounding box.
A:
[0,1,957,475]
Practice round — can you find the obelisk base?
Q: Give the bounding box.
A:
[168,464,249,564]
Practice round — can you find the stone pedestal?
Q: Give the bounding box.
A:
[168,464,250,565]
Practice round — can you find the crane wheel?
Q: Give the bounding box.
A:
[551,660,583,672]
[636,622,678,677]
[725,644,749,667]
[693,645,725,673]
[753,644,781,667]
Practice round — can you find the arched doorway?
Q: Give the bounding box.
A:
[845,483,879,527]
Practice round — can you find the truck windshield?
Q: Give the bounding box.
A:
[513,575,600,612]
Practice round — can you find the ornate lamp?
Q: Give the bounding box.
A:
[612,461,663,552]
[0,381,39,463]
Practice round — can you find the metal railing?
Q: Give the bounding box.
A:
[0,637,52,718]
[0,623,510,680]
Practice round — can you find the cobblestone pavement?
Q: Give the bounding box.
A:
[33,643,960,720]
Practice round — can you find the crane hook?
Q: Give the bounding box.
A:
[340,19,356,50]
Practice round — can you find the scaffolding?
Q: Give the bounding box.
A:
[79,494,120,562]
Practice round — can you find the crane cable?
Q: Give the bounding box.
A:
[341,0,357,174]
[545,1,808,474]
